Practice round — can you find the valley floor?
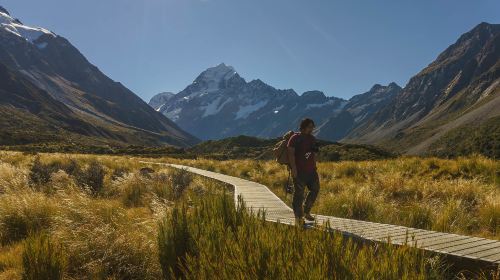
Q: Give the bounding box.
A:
[0,151,498,279]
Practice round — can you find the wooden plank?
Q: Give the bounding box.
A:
[439,239,498,254]
[348,225,403,238]
[426,237,485,251]
[466,247,500,259]
[415,235,471,248]
[356,226,413,239]
[478,252,500,263]
[450,243,500,256]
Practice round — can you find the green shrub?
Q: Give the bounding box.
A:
[29,157,57,186]
[22,233,65,280]
[121,175,147,207]
[158,194,445,279]
[169,168,193,200]
[479,200,500,236]
[408,205,433,230]
[111,167,130,180]
[29,158,80,187]
[75,160,106,195]
[158,206,196,279]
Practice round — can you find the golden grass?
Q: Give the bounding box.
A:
[151,155,500,239]
[0,151,497,279]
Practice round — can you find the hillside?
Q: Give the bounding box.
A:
[187,135,394,161]
[0,6,198,148]
[346,23,500,157]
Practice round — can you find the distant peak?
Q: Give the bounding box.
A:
[0,6,10,15]
[388,82,401,89]
[455,22,500,44]
[196,63,237,83]
[211,62,235,72]
[0,6,55,43]
[369,84,383,91]
[369,82,401,93]
[249,79,266,86]
[302,90,327,99]
[470,22,500,33]
[157,91,175,96]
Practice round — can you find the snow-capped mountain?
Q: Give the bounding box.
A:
[0,8,55,44]
[150,63,365,140]
[0,6,198,147]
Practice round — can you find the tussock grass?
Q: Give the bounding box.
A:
[22,233,64,280]
[158,194,445,279]
[158,155,500,239]
[0,151,497,279]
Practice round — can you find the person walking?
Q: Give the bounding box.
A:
[287,118,320,223]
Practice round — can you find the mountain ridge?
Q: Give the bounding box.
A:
[150,63,396,141]
[0,6,198,147]
[345,22,499,155]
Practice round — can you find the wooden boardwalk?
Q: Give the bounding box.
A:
[146,162,500,267]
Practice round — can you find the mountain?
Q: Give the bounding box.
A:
[315,83,402,140]
[151,63,354,140]
[149,92,175,111]
[151,63,400,141]
[0,7,198,147]
[345,22,500,156]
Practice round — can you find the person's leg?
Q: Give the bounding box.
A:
[303,171,320,215]
[292,176,306,218]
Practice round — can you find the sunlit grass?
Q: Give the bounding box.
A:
[0,151,497,279]
[154,155,500,239]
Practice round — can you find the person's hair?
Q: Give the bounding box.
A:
[299,118,315,130]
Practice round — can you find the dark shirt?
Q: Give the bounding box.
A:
[287,133,316,174]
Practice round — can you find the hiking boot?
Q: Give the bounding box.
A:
[304,213,315,221]
[295,217,305,226]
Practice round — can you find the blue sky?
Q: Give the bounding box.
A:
[2,0,499,101]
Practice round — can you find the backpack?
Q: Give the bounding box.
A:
[273,131,296,165]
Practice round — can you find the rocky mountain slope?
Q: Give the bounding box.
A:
[345,22,500,156]
[151,63,400,141]
[315,83,402,140]
[0,7,198,147]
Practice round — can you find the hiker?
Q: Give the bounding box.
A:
[287,118,320,223]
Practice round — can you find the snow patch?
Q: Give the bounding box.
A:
[201,97,231,117]
[235,100,268,119]
[0,11,55,43]
[156,104,165,112]
[36,42,48,49]
[305,99,347,110]
[165,108,182,121]
[273,105,284,114]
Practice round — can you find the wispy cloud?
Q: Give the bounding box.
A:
[304,17,343,48]
[275,35,299,63]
